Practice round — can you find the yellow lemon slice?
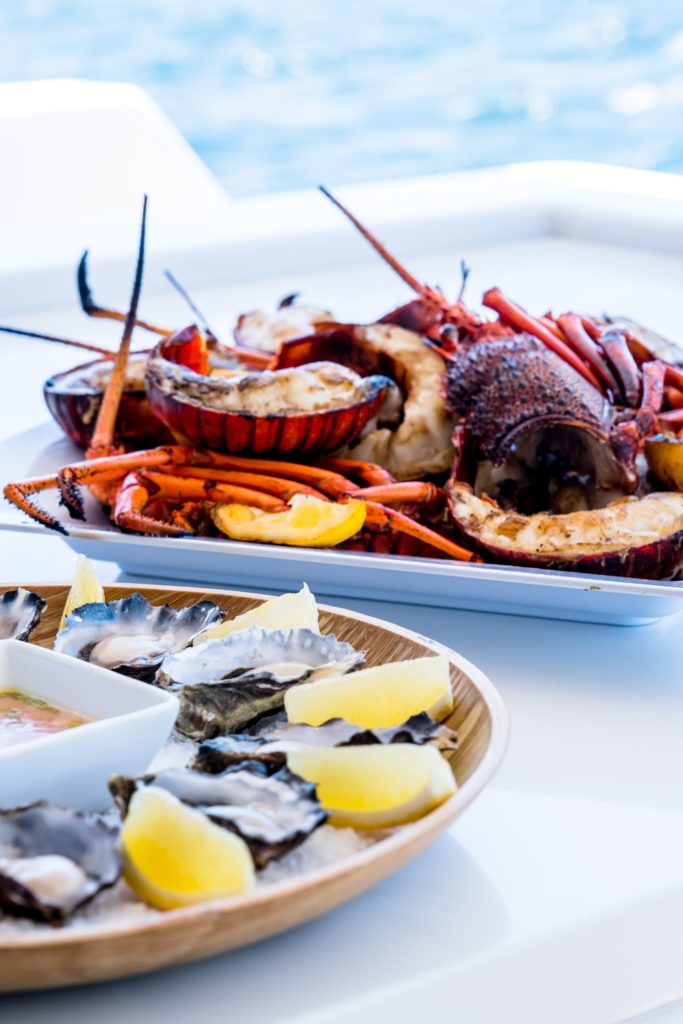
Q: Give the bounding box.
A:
[212,494,366,548]
[645,435,683,491]
[288,745,456,829]
[121,787,254,910]
[59,554,105,630]
[195,583,319,645]
[285,655,453,728]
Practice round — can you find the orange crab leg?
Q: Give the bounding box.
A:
[138,472,287,511]
[317,456,394,487]
[58,447,175,520]
[3,475,67,534]
[357,482,441,506]
[173,466,328,501]
[114,472,189,536]
[179,452,356,499]
[364,502,479,562]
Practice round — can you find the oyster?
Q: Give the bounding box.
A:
[110,763,326,868]
[193,712,459,774]
[53,593,224,680]
[157,626,364,739]
[0,588,47,641]
[0,803,120,924]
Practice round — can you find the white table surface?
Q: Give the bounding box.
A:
[2,82,683,1021]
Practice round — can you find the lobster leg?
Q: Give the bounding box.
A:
[173,466,328,501]
[58,446,176,520]
[3,475,67,534]
[317,456,395,487]
[137,471,287,511]
[364,502,478,562]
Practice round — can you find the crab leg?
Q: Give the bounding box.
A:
[58,446,174,520]
[317,456,394,487]
[482,289,602,391]
[364,502,478,562]
[3,475,67,534]
[173,466,327,501]
[555,313,621,396]
[138,472,287,511]
[114,472,189,536]
[357,482,441,506]
[599,330,641,407]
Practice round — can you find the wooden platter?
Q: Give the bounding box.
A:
[0,582,509,992]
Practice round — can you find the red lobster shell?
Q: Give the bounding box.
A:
[144,329,392,455]
[446,482,683,578]
[44,353,171,449]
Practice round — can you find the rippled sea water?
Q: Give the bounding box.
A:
[3,0,683,195]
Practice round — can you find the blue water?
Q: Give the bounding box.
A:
[3,1,683,196]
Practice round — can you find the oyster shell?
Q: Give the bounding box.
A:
[0,803,120,924]
[110,763,326,868]
[53,594,224,680]
[0,588,47,641]
[157,626,364,739]
[193,712,459,774]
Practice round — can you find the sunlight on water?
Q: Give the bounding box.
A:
[2,0,683,195]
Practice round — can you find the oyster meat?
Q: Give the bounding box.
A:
[157,626,364,739]
[0,588,47,642]
[110,763,326,868]
[193,711,459,774]
[0,803,120,924]
[54,594,224,680]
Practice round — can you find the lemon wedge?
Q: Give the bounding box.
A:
[288,745,456,829]
[121,787,254,910]
[212,494,366,548]
[59,554,105,630]
[285,654,453,728]
[195,583,319,645]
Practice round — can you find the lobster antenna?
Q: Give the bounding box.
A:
[0,325,111,356]
[164,269,219,343]
[457,260,470,303]
[319,185,434,299]
[77,250,171,337]
[88,196,148,455]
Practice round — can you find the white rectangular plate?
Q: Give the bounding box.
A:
[1,424,682,626]
[4,162,683,626]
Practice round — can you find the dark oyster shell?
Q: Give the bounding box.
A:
[193,712,459,774]
[0,803,120,924]
[110,763,326,868]
[53,594,225,680]
[0,588,47,642]
[157,627,364,739]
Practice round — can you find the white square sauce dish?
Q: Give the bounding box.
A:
[0,640,178,811]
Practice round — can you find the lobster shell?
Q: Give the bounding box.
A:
[446,481,683,579]
[145,332,391,455]
[44,353,170,449]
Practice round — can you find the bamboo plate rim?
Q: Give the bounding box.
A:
[0,581,509,958]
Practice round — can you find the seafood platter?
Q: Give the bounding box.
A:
[4,190,683,622]
[0,567,507,990]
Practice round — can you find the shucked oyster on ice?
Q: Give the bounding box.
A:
[156,626,364,740]
[193,712,459,774]
[110,763,326,868]
[0,803,120,924]
[0,588,47,641]
[54,594,224,680]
